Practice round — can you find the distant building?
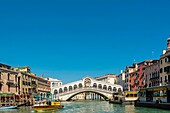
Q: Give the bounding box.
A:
[37,75,51,100]
[94,74,117,84]
[117,70,125,91]
[124,63,138,91]
[160,38,170,85]
[14,66,31,73]
[145,60,160,88]
[46,77,62,100]
[0,63,18,94]
[124,61,154,91]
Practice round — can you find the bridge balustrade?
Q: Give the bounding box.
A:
[56,87,118,96]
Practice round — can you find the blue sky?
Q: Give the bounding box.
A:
[0,0,170,83]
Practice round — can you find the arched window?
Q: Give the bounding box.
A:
[103,85,107,90]
[84,78,91,87]
[59,88,63,93]
[52,82,55,87]
[113,87,117,92]
[69,86,72,91]
[74,85,77,90]
[93,83,97,88]
[118,88,122,92]
[108,86,112,91]
[64,87,67,92]
[98,84,102,89]
[54,90,58,95]
[7,73,10,80]
[79,83,83,88]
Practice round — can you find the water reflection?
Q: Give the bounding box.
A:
[0,101,170,113]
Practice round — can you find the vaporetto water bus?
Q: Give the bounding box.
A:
[135,85,170,110]
[109,91,138,104]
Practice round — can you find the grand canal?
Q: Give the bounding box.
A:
[0,101,170,113]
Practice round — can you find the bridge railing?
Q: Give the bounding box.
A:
[57,87,116,96]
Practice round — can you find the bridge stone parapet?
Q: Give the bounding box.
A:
[52,76,123,101]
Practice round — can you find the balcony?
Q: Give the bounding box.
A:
[150,77,159,81]
[6,79,15,85]
[31,84,37,88]
[0,79,3,84]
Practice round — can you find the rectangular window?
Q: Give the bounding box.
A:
[8,85,10,92]
[165,76,167,82]
[0,85,2,91]
[164,67,167,72]
[160,68,163,73]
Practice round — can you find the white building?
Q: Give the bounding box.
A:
[46,77,62,100]
[94,74,117,84]
[117,70,125,91]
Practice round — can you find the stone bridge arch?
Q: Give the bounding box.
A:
[66,90,109,101]
[52,77,123,101]
[57,87,114,101]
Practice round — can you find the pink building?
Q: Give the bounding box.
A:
[145,60,160,87]
[128,61,154,91]
[129,71,138,91]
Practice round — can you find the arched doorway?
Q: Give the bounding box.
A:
[64,87,68,92]
[79,83,83,88]
[108,86,112,91]
[93,83,97,88]
[74,84,78,90]
[113,87,117,92]
[59,88,63,93]
[98,84,102,89]
[103,85,107,90]
[84,78,91,87]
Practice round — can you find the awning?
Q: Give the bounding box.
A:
[0,93,15,97]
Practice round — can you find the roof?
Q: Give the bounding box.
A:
[95,74,116,79]
[47,77,61,82]
[0,63,11,68]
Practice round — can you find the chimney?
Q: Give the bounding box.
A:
[163,50,166,55]
[167,38,170,49]
[120,70,123,73]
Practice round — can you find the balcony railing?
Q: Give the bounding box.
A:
[150,77,159,81]
[31,84,37,88]
[6,80,14,84]
[0,79,3,83]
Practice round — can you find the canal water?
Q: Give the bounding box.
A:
[0,101,170,113]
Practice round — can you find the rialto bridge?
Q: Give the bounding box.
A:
[51,77,123,101]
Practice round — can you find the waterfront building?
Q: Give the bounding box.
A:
[160,38,170,85]
[116,70,125,91]
[129,71,138,91]
[13,66,38,104]
[0,63,18,107]
[145,60,160,88]
[14,66,31,73]
[47,77,62,100]
[94,74,117,84]
[124,63,138,91]
[136,60,153,89]
[125,61,153,91]
[0,63,18,94]
[37,76,51,100]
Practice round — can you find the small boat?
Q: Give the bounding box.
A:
[109,91,138,105]
[32,100,64,112]
[0,106,18,110]
[51,100,64,109]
